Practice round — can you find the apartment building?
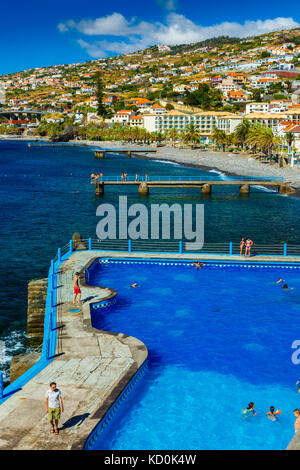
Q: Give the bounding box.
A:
[143,111,239,136]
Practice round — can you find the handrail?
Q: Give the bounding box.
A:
[77,239,300,257]
[95,175,284,183]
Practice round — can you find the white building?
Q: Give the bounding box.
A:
[245,103,269,114]
[112,110,134,125]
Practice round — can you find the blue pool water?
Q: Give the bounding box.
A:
[1,140,300,379]
[88,259,300,450]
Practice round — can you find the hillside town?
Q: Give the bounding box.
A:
[1,28,300,162]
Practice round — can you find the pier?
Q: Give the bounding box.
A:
[91,175,295,196]
[94,148,157,159]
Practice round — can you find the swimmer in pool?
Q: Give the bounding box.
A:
[242,402,257,416]
[296,381,300,393]
[283,283,294,290]
[266,406,281,421]
[276,278,285,284]
[131,282,139,288]
[190,262,206,269]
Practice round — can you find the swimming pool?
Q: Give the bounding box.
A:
[87,259,300,450]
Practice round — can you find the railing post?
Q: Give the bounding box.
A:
[128,239,132,253]
[0,371,3,399]
[229,242,233,255]
[57,248,61,263]
[45,338,50,360]
[88,237,92,250]
[51,259,55,289]
[283,243,287,257]
[69,239,73,253]
[51,290,55,309]
[179,240,183,254]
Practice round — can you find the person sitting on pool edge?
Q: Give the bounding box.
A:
[294,409,300,433]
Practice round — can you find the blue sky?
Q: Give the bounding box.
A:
[0,0,299,75]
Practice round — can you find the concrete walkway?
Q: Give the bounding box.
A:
[0,251,147,450]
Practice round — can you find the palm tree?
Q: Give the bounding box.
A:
[285,132,295,154]
[234,119,252,150]
[183,124,201,147]
[211,127,227,151]
[166,128,180,143]
[246,123,279,159]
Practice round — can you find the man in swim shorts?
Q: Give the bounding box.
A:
[45,382,63,435]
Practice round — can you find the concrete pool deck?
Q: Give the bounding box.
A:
[1,250,300,450]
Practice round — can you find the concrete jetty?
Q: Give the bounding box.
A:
[0,251,147,450]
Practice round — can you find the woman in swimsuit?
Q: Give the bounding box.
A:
[240,238,245,256]
[73,272,81,304]
[244,238,253,257]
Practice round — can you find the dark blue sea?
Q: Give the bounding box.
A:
[0,140,300,378]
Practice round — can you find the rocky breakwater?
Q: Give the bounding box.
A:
[10,278,48,383]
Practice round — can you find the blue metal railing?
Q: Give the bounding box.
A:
[0,243,74,404]
[93,175,284,183]
[79,238,298,257]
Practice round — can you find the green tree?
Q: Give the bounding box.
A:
[285,132,295,154]
[183,124,201,147]
[234,119,252,149]
[94,72,106,118]
[184,84,222,110]
[246,123,279,158]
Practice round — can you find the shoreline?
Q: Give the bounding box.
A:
[2,136,300,195]
[72,139,300,196]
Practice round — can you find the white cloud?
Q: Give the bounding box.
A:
[58,13,131,36]
[58,13,299,58]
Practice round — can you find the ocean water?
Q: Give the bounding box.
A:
[89,260,300,450]
[0,140,300,380]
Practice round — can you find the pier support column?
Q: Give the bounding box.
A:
[94,151,105,159]
[201,184,211,195]
[126,151,131,158]
[279,183,295,195]
[138,182,149,195]
[240,184,250,195]
[95,182,104,196]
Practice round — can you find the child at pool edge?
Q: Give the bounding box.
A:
[242,402,257,416]
[266,406,281,421]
